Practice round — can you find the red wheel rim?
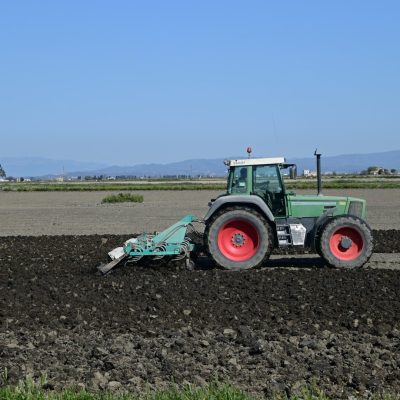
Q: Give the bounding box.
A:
[329,227,364,261]
[217,219,259,261]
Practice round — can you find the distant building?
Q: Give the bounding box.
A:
[367,166,391,175]
[303,169,317,177]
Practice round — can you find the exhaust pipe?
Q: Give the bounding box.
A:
[314,149,322,195]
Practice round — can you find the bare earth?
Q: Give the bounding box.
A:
[1,234,400,397]
[0,189,399,236]
[1,191,400,397]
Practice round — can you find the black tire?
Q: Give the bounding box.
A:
[205,206,274,270]
[319,215,373,268]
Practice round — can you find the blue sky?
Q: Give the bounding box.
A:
[1,1,399,165]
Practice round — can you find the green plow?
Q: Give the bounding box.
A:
[98,215,201,275]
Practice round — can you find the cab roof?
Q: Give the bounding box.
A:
[224,157,286,167]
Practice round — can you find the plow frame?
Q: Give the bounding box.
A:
[124,214,196,258]
[98,215,199,275]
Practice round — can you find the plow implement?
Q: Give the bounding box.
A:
[98,215,201,275]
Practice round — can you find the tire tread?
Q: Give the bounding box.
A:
[319,215,373,268]
[205,206,274,270]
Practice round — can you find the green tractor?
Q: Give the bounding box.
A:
[204,152,373,270]
[99,151,373,274]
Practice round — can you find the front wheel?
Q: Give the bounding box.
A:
[205,207,274,270]
[319,216,373,268]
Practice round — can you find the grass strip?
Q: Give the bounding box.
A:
[1,378,399,400]
[102,193,144,204]
[285,180,400,189]
[1,180,400,192]
[0,381,255,400]
[0,183,226,192]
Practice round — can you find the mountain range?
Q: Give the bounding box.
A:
[0,157,108,178]
[0,150,399,178]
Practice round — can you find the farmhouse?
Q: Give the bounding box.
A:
[303,169,317,177]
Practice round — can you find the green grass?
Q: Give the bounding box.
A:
[101,193,144,204]
[284,179,400,189]
[1,178,400,192]
[0,380,256,400]
[1,377,399,400]
[0,182,225,192]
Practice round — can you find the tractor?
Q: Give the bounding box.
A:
[99,151,373,274]
[204,151,373,269]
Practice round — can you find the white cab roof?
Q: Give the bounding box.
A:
[225,157,286,167]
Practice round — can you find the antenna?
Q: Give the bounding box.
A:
[314,149,322,195]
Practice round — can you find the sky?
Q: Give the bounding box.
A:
[1,0,400,165]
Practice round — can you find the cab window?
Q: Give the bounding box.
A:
[253,165,286,216]
[253,165,282,195]
[230,167,248,193]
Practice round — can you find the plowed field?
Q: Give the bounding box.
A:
[1,231,400,398]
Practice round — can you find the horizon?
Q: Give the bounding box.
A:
[1,1,400,164]
[1,147,400,166]
[1,148,399,178]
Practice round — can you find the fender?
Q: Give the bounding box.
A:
[204,195,275,222]
[311,207,338,250]
[315,207,338,230]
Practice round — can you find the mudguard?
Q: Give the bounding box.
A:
[204,195,275,222]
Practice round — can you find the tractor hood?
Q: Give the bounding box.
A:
[286,194,366,219]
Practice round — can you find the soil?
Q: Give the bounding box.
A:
[0,189,399,236]
[1,233,400,398]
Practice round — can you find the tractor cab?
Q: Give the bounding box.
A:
[225,157,294,217]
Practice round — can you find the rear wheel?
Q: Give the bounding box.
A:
[205,207,273,270]
[319,216,373,268]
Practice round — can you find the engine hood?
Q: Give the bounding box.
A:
[286,194,366,219]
